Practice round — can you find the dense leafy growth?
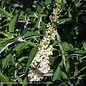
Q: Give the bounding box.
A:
[0,0,86,86]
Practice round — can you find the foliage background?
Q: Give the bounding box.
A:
[0,0,86,86]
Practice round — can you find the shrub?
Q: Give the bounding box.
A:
[0,0,86,86]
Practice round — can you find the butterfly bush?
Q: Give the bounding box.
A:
[28,0,62,82]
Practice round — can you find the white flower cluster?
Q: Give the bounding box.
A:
[28,0,62,82]
[28,24,58,82]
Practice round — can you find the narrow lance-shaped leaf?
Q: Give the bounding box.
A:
[9,14,18,32]
[25,47,38,73]
[27,41,37,47]
[57,18,71,25]
[18,56,26,63]
[56,32,66,68]
[2,54,11,69]
[0,72,11,86]
[61,71,68,80]
[83,42,86,50]
[24,31,42,38]
[0,8,11,17]
[52,62,63,82]
[35,15,41,29]
[23,77,27,86]
[49,56,54,67]
[16,76,23,84]
[74,67,78,76]
[9,55,16,66]
[14,42,28,52]
[40,21,46,35]
[52,65,61,82]
[35,14,46,29]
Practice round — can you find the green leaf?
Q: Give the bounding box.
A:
[9,14,18,32]
[2,54,11,69]
[52,66,61,82]
[27,41,37,47]
[83,42,86,50]
[35,14,46,29]
[0,72,11,86]
[24,31,42,38]
[62,42,70,51]
[14,42,28,53]
[57,18,71,24]
[78,74,86,80]
[75,79,80,85]
[52,62,63,82]
[25,47,38,73]
[9,56,16,66]
[65,60,70,72]
[35,15,41,29]
[45,0,52,5]
[68,12,72,18]
[74,50,85,54]
[61,71,68,80]
[0,38,8,44]
[49,56,54,67]
[0,8,11,17]
[52,40,58,46]
[74,67,78,76]
[16,76,23,84]
[37,4,44,13]
[40,21,46,35]
[23,77,27,86]
[18,56,26,62]
[79,57,82,63]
